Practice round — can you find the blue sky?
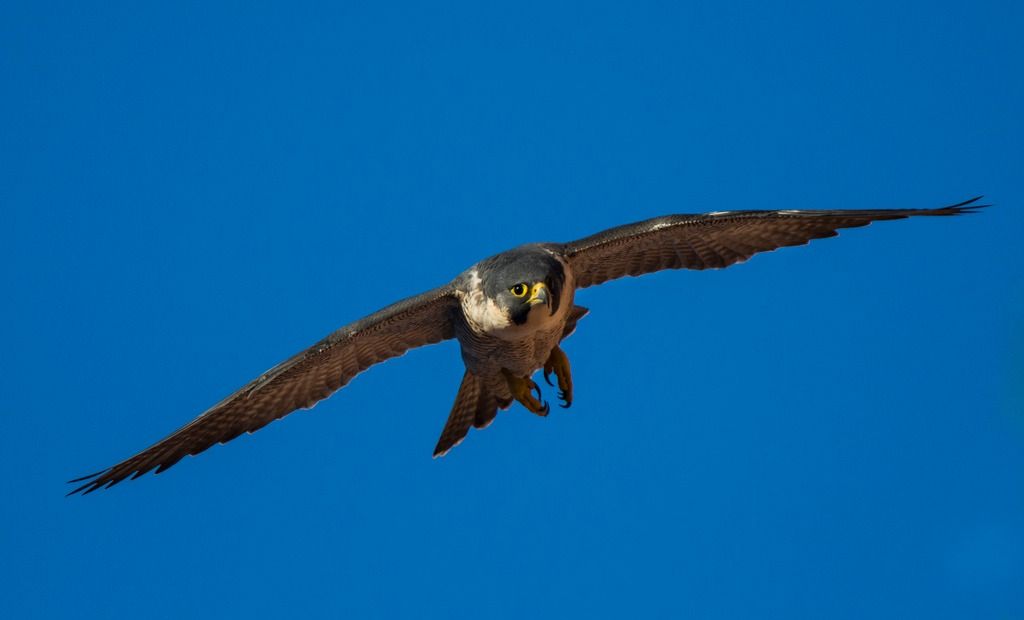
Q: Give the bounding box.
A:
[3,1,1023,618]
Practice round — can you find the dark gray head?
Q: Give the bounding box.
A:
[473,245,566,325]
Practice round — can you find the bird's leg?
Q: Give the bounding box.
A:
[501,368,550,417]
[542,345,573,408]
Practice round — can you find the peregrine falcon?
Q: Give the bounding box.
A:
[69,197,985,494]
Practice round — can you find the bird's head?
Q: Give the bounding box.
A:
[477,246,566,326]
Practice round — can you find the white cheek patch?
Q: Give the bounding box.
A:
[462,270,512,333]
[479,297,510,330]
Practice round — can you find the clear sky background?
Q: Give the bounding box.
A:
[3,1,1023,618]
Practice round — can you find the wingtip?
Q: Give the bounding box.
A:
[66,465,128,496]
[943,195,991,213]
[66,468,108,496]
[66,480,100,497]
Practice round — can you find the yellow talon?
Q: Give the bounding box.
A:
[542,346,573,408]
[501,368,550,416]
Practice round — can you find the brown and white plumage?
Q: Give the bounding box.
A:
[562,197,986,288]
[70,287,460,494]
[70,197,985,494]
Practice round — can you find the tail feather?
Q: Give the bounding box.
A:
[433,371,508,457]
[474,393,511,430]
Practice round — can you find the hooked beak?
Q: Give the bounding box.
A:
[527,282,550,309]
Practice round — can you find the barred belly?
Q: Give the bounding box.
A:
[454,319,566,398]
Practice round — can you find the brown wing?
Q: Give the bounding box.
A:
[70,285,461,494]
[562,197,986,289]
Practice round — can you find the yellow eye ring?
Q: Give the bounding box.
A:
[510,283,529,297]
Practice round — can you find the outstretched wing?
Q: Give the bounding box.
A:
[562,197,986,289]
[70,285,461,494]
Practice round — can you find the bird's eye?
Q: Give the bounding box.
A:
[510,283,529,297]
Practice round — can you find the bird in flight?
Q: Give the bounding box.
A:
[69,197,986,494]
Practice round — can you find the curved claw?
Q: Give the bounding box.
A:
[543,367,554,386]
[530,380,543,402]
[501,368,553,417]
[543,345,574,411]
